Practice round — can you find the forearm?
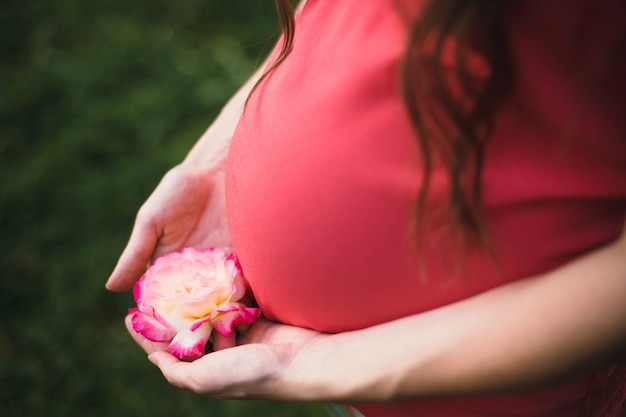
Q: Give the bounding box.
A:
[181,60,268,170]
[182,0,307,170]
[278,230,626,402]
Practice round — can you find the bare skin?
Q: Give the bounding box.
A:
[107,29,626,404]
[122,219,626,402]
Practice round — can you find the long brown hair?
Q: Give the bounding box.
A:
[259,0,513,250]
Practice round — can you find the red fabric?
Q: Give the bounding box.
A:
[579,365,626,417]
[224,0,626,415]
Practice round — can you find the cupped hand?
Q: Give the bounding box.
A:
[125,315,324,400]
[106,163,231,292]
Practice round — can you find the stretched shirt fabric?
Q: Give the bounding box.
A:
[225,0,626,416]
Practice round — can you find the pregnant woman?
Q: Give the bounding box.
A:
[107,1,626,416]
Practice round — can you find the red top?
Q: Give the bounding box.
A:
[225,0,626,415]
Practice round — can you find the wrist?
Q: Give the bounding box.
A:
[275,331,399,403]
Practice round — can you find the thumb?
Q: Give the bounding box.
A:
[106,219,159,292]
[148,351,194,390]
[148,350,178,367]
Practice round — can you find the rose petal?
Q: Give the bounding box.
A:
[151,305,176,329]
[130,247,260,356]
[131,310,177,342]
[167,323,212,360]
[133,275,147,305]
[211,305,260,337]
[225,253,247,301]
[189,316,211,332]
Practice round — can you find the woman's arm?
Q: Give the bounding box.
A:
[141,222,626,401]
[106,61,268,292]
[180,61,267,170]
[179,0,308,169]
[282,223,626,401]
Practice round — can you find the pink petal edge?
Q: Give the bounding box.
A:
[167,324,212,360]
[211,306,260,337]
[189,316,211,332]
[131,311,177,343]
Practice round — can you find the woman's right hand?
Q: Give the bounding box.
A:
[106,163,232,292]
[105,49,272,293]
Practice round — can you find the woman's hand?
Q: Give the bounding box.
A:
[105,52,272,293]
[125,226,626,403]
[126,315,324,400]
[106,163,231,292]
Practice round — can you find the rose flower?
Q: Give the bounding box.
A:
[129,247,259,360]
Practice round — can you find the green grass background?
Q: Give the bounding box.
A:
[0,1,327,416]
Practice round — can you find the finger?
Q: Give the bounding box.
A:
[212,332,236,351]
[149,343,287,398]
[238,317,275,345]
[148,351,196,391]
[106,217,159,292]
[235,322,251,335]
[125,314,169,354]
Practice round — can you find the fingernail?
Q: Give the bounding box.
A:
[105,277,115,290]
[148,354,158,366]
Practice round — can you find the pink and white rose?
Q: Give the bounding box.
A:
[129,247,259,360]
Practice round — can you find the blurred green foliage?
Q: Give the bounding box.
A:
[0,0,327,416]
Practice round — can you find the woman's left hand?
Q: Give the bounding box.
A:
[125,315,323,400]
